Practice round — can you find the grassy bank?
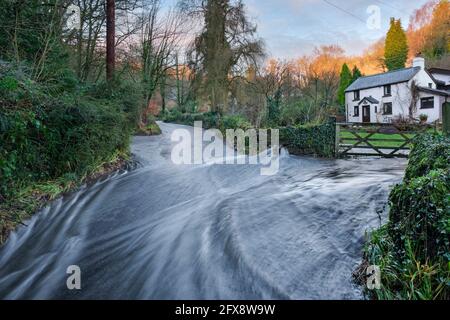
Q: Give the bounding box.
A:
[0,151,130,244]
[359,133,450,300]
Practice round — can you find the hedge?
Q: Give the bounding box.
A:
[163,110,337,158]
[0,63,136,199]
[279,120,336,158]
[363,133,450,300]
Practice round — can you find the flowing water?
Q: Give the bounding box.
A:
[0,122,407,299]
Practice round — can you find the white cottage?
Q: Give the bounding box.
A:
[345,58,450,124]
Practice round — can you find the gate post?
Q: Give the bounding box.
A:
[328,116,339,158]
[443,102,450,136]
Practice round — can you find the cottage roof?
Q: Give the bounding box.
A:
[345,67,420,92]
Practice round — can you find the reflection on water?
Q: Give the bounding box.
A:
[0,123,406,299]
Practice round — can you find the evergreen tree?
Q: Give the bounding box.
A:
[351,66,362,83]
[337,63,352,106]
[385,18,409,71]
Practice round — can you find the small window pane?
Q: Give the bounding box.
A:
[420,97,434,109]
[383,103,392,115]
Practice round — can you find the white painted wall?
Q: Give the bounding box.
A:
[345,82,412,123]
[414,92,444,122]
[345,67,444,123]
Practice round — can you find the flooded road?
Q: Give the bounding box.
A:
[0,122,406,299]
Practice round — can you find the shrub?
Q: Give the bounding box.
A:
[0,64,133,199]
[389,169,449,261]
[162,110,221,130]
[279,120,336,158]
[219,114,252,132]
[363,133,450,300]
[404,134,450,181]
[419,114,428,123]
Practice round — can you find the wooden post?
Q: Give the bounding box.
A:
[106,0,115,82]
[335,121,340,158]
[329,116,339,158]
[443,101,450,136]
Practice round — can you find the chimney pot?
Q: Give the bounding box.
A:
[413,57,425,69]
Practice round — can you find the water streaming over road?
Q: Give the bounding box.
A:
[0,122,406,299]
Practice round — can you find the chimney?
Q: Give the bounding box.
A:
[412,57,425,69]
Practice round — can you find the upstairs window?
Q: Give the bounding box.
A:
[353,90,360,101]
[354,106,359,117]
[428,83,433,88]
[383,85,391,96]
[383,102,392,115]
[420,97,434,109]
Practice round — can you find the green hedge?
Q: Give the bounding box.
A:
[364,133,450,300]
[0,64,136,199]
[163,110,336,158]
[404,134,450,181]
[279,120,336,158]
[162,110,220,129]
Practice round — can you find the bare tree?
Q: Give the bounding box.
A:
[182,0,265,113]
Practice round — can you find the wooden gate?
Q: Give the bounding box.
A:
[336,122,434,158]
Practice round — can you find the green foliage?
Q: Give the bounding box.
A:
[266,91,281,125]
[279,120,336,158]
[366,225,449,300]
[162,110,252,133]
[422,0,450,60]
[364,134,450,300]
[389,169,449,261]
[163,111,220,129]
[404,134,450,181]
[385,18,409,71]
[351,66,362,83]
[0,64,134,200]
[219,114,252,132]
[337,63,352,107]
[0,0,71,81]
[163,110,336,158]
[279,100,331,127]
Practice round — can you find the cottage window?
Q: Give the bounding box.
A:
[354,106,359,117]
[383,103,392,115]
[353,90,360,101]
[383,85,391,96]
[428,83,433,88]
[420,97,434,109]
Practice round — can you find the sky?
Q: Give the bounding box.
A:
[243,0,429,59]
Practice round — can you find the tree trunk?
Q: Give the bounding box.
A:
[106,0,115,82]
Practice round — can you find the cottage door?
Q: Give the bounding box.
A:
[362,105,371,123]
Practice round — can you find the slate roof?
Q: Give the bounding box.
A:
[428,68,450,76]
[345,67,420,92]
[417,86,450,97]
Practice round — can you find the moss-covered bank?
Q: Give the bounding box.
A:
[359,134,449,300]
